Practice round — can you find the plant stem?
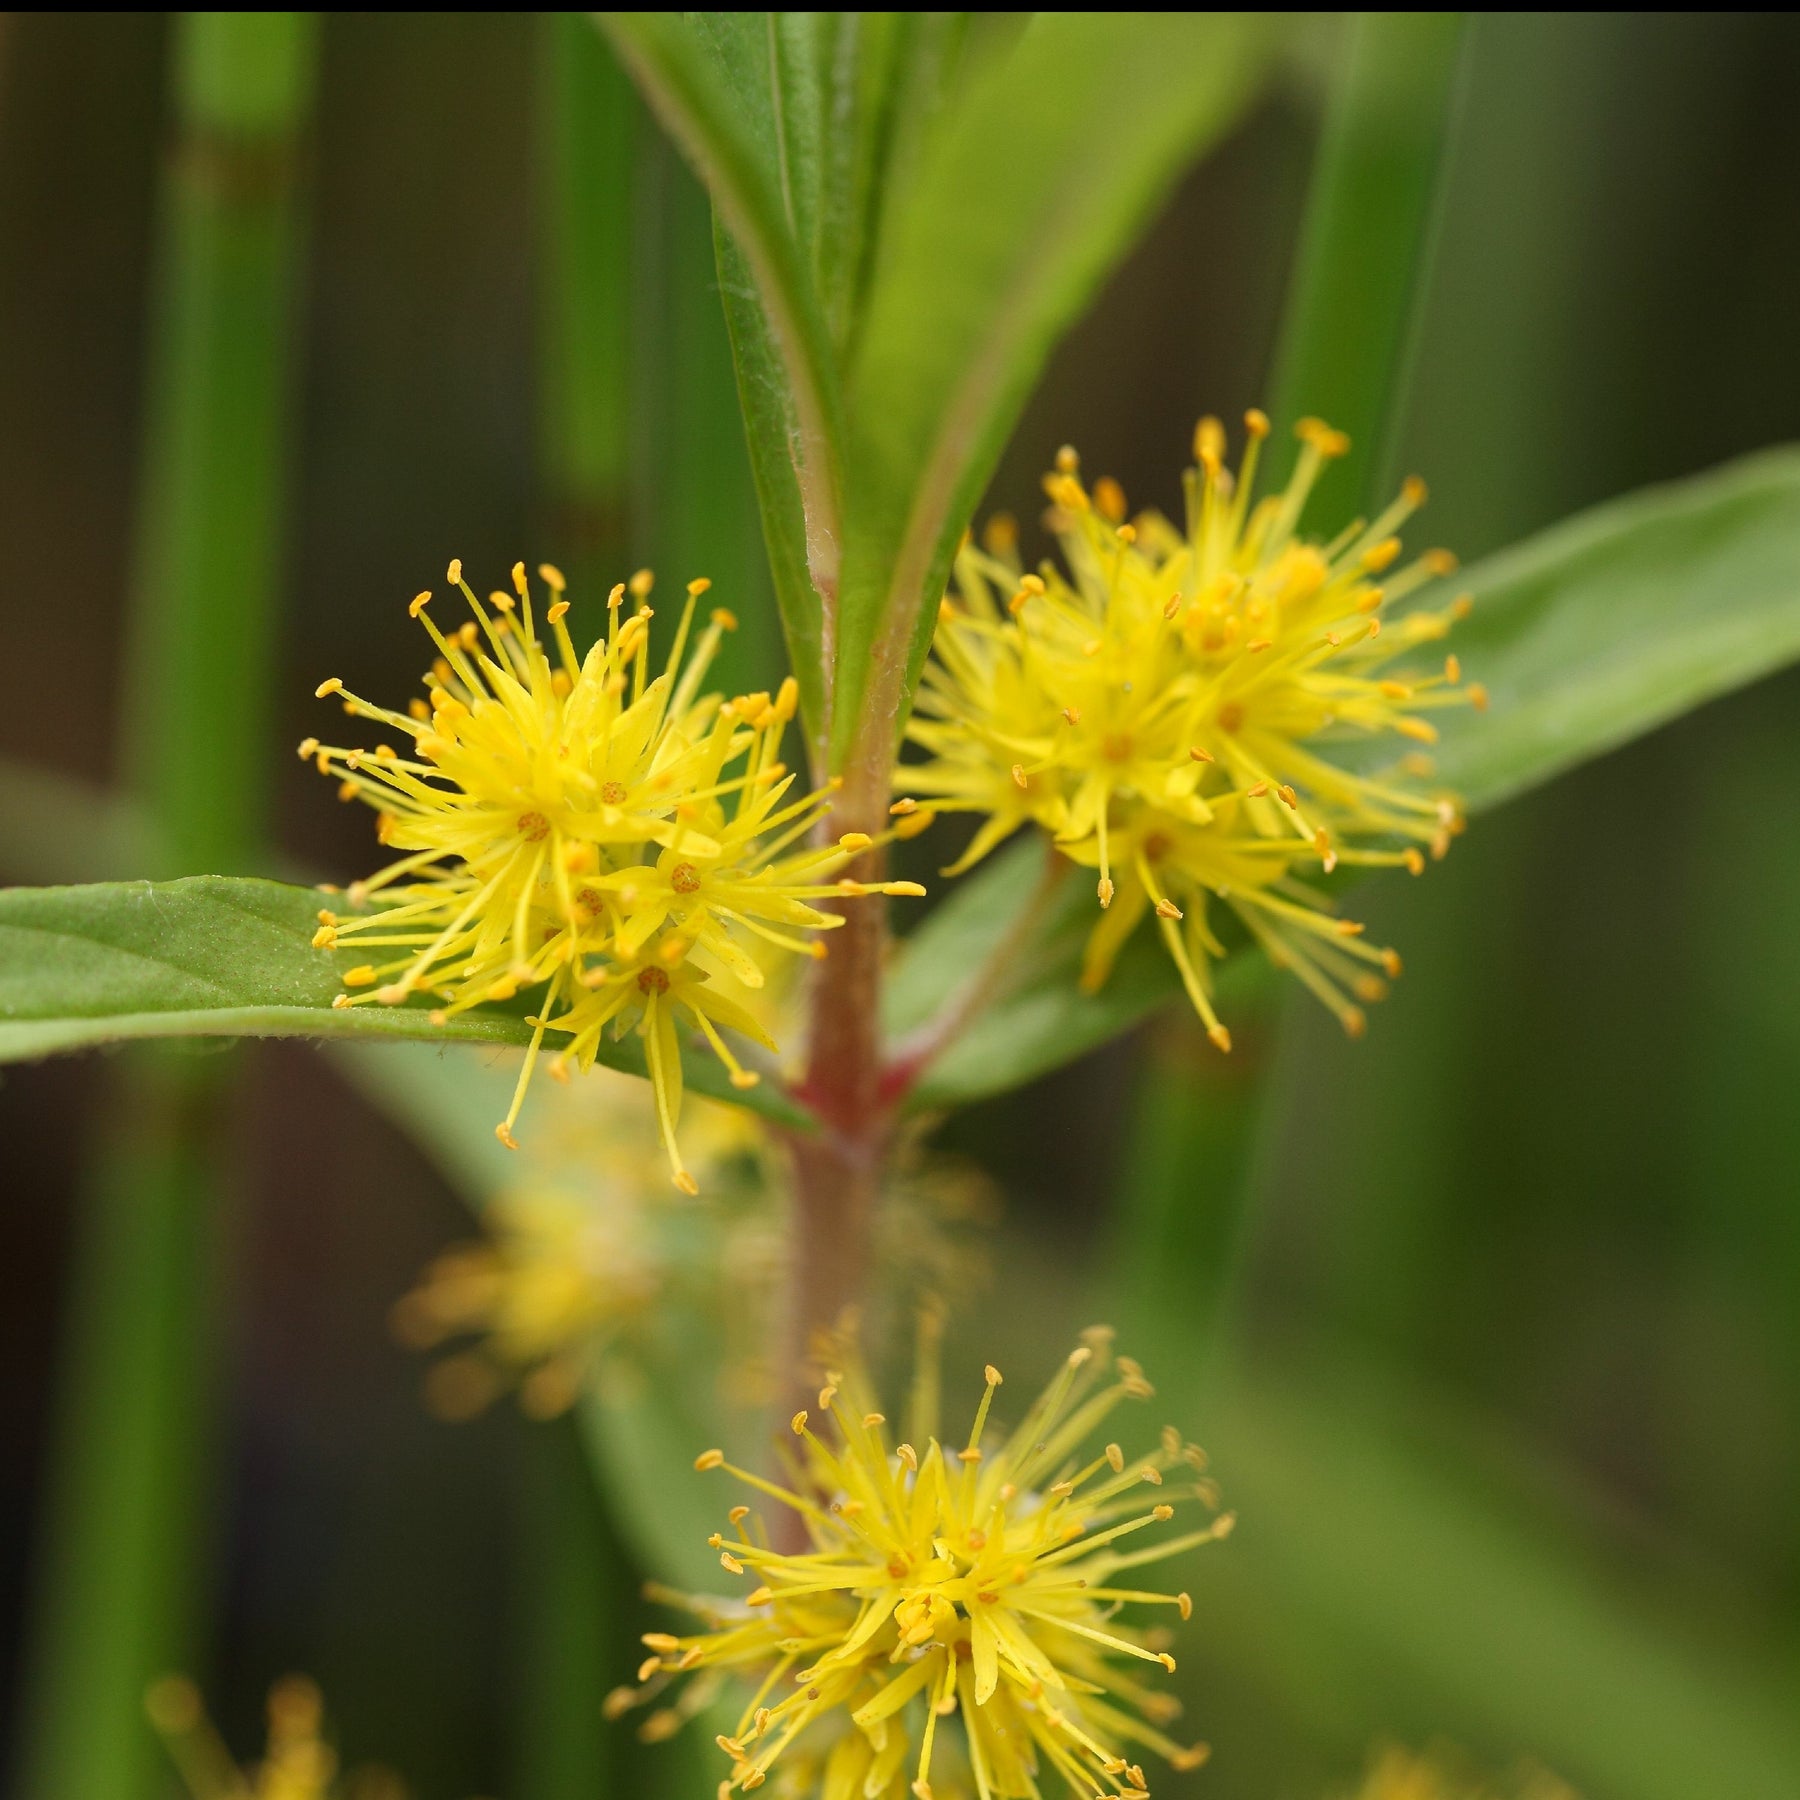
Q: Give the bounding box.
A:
[774,705,896,1369]
[14,17,315,1800]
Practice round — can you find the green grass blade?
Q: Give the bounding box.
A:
[538,14,635,593]
[1266,13,1466,508]
[12,17,317,1800]
[13,1056,234,1800]
[600,10,844,740]
[511,1418,631,1800]
[649,154,782,697]
[122,16,317,879]
[829,12,1269,768]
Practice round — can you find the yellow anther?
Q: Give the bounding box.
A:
[837,832,873,853]
[1055,444,1079,474]
[1244,406,1270,437]
[628,568,654,598]
[686,576,712,597]
[790,1410,808,1435]
[1154,899,1182,920]
[711,607,739,630]
[409,590,432,617]
[1097,876,1114,908]
[314,677,343,698]
[694,1449,725,1471]
[495,1122,519,1149]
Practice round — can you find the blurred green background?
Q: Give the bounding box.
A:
[1,12,1797,1800]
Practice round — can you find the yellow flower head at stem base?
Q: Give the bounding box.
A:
[903,416,1484,1050]
[616,1326,1233,1800]
[145,1674,387,1800]
[304,562,922,1188]
[1346,1743,1581,1800]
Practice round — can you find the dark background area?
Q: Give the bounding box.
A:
[2,12,1798,1798]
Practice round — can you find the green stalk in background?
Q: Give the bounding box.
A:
[512,20,636,1800]
[640,140,783,695]
[538,12,634,607]
[1108,12,1467,1359]
[12,17,316,1800]
[1268,12,1466,508]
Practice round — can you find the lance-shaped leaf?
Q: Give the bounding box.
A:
[830,12,1269,769]
[1427,443,1800,811]
[0,875,811,1127]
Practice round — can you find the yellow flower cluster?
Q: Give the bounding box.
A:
[903,416,1482,1049]
[614,1328,1232,1800]
[393,1084,770,1420]
[304,562,921,1188]
[1347,1744,1580,1800]
[392,1064,995,1423]
[144,1674,402,1800]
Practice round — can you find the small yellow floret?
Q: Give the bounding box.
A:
[618,1330,1227,1800]
[902,412,1478,1051]
[307,562,926,1181]
[147,1673,346,1800]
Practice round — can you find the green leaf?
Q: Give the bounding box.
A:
[1433,444,1800,811]
[830,12,1269,766]
[0,876,811,1127]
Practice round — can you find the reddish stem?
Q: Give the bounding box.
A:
[782,754,892,1386]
